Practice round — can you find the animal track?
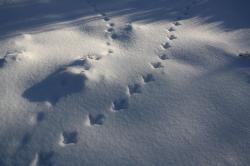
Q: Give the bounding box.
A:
[168,35,177,40]
[151,62,163,69]
[108,23,115,27]
[0,57,6,68]
[128,83,142,95]
[161,42,171,49]
[112,98,129,111]
[108,23,134,42]
[107,27,114,33]
[103,16,110,22]
[168,27,176,32]
[89,114,105,125]
[124,24,133,32]
[142,74,155,83]
[108,49,114,54]
[174,21,181,26]
[60,131,78,146]
[88,54,102,60]
[159,54,169,60]
[111,33,118,40]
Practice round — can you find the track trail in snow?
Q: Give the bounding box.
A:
[12,0,248,165]
[26,1,199,159]
[85,0,188,115]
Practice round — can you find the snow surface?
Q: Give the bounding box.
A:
[0,0,250,165]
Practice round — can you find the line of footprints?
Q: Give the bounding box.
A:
[53,21,183,150]
[29,21,183,165]
[26,1,212,165]
[25,2,225,162]
[28,3,187,165]
[1,1,245,164]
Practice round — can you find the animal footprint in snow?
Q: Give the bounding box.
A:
[108,24,134,42]
[89,114,105,125]
[88,54,102,60]
[103,17,110,22]
[111,33,118,40]
[151,62,163,69]
[108,23,115,27]
[142,74,155,83]
[159,54,169,60]
[59,131,78,146]
[168,27,176,32]
[128,83,142,95]
[174,21,181,26]
[0,57,6,68]
[112,98,129,111]
[107,27,114,33]
[161,42,171,49]
[108,49,114,54]
[168,35,177,40]
[124,24,133,32]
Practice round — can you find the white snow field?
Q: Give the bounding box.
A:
[0,0,250,165]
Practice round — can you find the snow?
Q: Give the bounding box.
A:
[0,0,250,165]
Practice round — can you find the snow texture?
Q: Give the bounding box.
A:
[0,0,250,165]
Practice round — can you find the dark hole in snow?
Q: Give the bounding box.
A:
[62,131,78,145]
[113,98,129,111]
[142,74,155,83]
[89,114,105,125]
[128,83,142,94]
[0,58,6,68]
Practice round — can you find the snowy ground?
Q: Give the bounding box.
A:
[0,0,250,165]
